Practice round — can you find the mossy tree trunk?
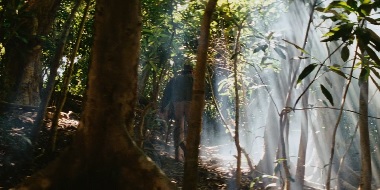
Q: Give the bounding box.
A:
[16,0,175,189]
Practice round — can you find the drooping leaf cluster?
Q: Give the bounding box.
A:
[293,0,380,106]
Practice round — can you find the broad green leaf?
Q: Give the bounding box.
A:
[358,4,373,16]
[315,7,325,12]
[361,0,371,5]
[341,45,350,62]
[365,46,380,66]
[366,28,380,51]
[324,1,355,12]
[322,23,354,42]
[274,47,286,59]
[370,75,380,92]
[347,0,358,9]
[328,66,347,79]
[320,84,334,106]
[364,17,379,25]
[370,67,380,80]
[297,64,317,84]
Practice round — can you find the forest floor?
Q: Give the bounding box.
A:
[0,110,260,189]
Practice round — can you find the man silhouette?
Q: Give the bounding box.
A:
[161,64,193,161]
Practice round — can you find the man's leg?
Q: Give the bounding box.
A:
[173,102,185,161]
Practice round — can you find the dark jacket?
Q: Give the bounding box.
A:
[160,73,193,111]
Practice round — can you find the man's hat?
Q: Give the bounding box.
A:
[183,64,193,72]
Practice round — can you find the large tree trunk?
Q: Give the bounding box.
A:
[16,0,175,189]
[1,0,62,106]
[183,0,217,189]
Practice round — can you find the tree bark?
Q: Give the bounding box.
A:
[358,68,371,190]
[16,0,175,189]
[232,25,242,189]
[183,0,217,189]
[1,0,62,106]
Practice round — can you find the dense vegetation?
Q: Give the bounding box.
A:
[0,0,379,189]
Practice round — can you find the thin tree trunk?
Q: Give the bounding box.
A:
[295,95,309,189]
[33,0,82,143]
[232,26,242,189]
[183,0,217,189]
[50,0,90,152]
[358,67,371,190]
[279,110,291,190]
[326,44,358,190]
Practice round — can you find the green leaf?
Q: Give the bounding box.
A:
[370,75,380,92]
[253,44,268,53]
[358,3,373,16]
[315,7,325,12]
[274,47,286,59]
[328,66,347,79]
[321,23,354,42]
[341,45,350,62]
[365,46,380,66]
[283,39,309,55]
[297,64,317,84]
[370,67,380,79]
[320,84,334,106]
[347,0,358,9]
[324,1,355,12]
[364,17,380,25]
[366,28,380,51]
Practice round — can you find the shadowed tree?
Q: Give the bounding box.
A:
[15,0,175,189]
[0,0,62,106]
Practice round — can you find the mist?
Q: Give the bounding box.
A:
[198,0,380,189]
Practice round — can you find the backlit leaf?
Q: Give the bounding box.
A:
[320,84,334,106]
[328,66,347,79]
[274,47,286,59]
[324,1,355,12]
[322,23,354,42]
[283,39,309,55]
[297,64,317,84]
